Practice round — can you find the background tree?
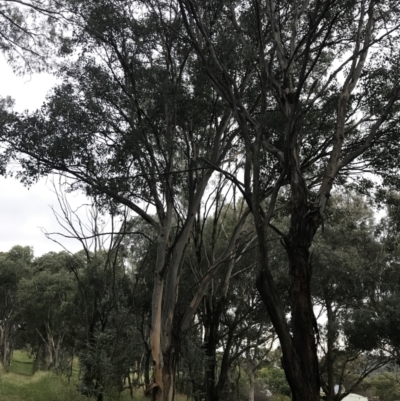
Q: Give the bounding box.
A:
[311,193,393,400]
[17,251,76,372]
[0,245,33,367]
[46,194,143,401]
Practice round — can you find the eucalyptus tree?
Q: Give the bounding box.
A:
[17,251,76,371]
[205,274,273,401]
[169,195,277,401]
[176,1,400,400]
[310,194,394,400]
[341,192,400,375]
[44,191,145,400]
[0,3,250,399]
[2,2,400,401]
[70,249,139,400]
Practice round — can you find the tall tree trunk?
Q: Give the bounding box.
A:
[33,343,43,372]
[160,345,177,401]
[325,298,335,401]
[248,369,255,401]
[149,329,178,401]
[215,329,234,401]
[81,319,101,396]
[46,341,54,369]
[283,141,321,401]
[144,347,151,386]
[0,322,12,367]
[3,335,9,367]
[203,259,234,401]
[257,244,320,401]
[203,301,219,401]
[285,243,320,401]
[255,201,321,401]
[149,172,215,401]
[150,237,168,401]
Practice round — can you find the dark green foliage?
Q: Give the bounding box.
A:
[0,246,33,366]
[17,252,75,371]
[259,366,291,397]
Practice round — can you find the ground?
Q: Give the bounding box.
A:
[0,350,144,401]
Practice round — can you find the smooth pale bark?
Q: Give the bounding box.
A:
[149,196,247,401]
[149,170,216,401]
[35,323,65,370]
[148,105,237,401]
[150,226,170,401]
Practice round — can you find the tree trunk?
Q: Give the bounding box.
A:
[46,338,54,369]
[285,243,320,401]
[3,336,10,367]
[248,369,255,401]
[150,342,177,401]
[33,343,43,372]
[215,329,234,401]
[255,215,321,401]
[284,148,321,400]
[144,348,151,386]
[325,298,335,401]
[276,117,321,401]
[204,307,219,401]
[81,319,102,396]
[0,322,12,367]
[160,347,176,401]
[149,173,213,401]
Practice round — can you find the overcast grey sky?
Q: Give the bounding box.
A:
[0,56,88,256]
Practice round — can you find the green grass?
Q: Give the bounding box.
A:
[0,369,148,401]
[0,350,146,401]
[1,350,188,401]
[8,350,35,376]
[0,370,89,401]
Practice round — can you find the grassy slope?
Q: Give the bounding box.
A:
[0,351,144,401]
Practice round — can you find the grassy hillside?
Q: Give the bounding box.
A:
[0,351,144,401]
